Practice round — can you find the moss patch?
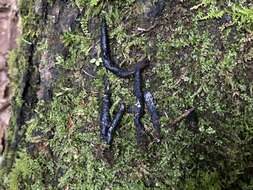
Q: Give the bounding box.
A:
[1,0,253,189]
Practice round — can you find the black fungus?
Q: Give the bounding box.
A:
[100,77,111,141]
[144,91,161,142]
[100,18,135,78]
[133,62,149,145]
[107,103,126,144]
[99,17,164,146]
[100,77,126,144]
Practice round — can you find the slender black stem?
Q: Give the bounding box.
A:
[100,18,135,78]
[107,103,126,144]
[133,63,149,145]
[100,77,126,144]
[100,77,111,141]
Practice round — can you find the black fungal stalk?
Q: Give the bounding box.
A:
[107,103,125,144]
[100,18,135,78]
[100,77,126,144]
[133,63,149,145]
[99,17,162,146]
[144,91,161,142]
[100,77,111,141]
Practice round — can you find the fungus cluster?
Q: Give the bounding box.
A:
[99,19,161,145]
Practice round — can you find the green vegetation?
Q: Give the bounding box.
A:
[1,0,253,189]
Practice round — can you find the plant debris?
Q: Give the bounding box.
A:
[169,108,196,128]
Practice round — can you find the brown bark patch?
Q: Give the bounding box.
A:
[0,0,20,155]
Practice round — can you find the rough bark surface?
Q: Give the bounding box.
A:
[0,0,19,158]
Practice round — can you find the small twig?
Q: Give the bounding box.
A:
[190,3,204,11]
[133,23,158,37]
[219,22,234,32]
[169,108,195,127]
[21,38,32,45]
[83,69,95,78]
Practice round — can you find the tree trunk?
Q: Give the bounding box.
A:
[1,0,253,189]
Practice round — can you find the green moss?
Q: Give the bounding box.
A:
[1,0,253,189]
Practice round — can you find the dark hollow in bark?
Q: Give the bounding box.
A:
[0,135,5,155]
[185,108,199,132]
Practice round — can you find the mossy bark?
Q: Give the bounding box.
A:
[3,0,81,172]
[1,0,253,189]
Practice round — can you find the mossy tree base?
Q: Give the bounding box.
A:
[1,0,253,189]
